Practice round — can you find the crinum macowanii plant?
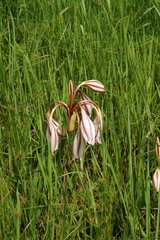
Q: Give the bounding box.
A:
[46,80,105,160]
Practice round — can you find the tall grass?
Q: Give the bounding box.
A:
[1,0,160,239]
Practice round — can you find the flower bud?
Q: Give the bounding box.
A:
[67,111,77,132]
[82,80,105,92]
[152,168,160,192]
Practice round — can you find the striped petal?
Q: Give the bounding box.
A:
[82,80,105,92]
[80,92,93,116]
[47,117,59,155]
[53,118,65,136]
[80,108,95,145]
[72,127,84,160]
[93,118,101,144]
[152,168,160,192]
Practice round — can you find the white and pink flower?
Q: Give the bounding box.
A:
[81,80,105,92]
[46,115,59,155]
[152,168,160,192]
[80,108,95,145]
[72,126,84,160]
[46,79,105,159]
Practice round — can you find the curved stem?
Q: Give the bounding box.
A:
[48,100,69,111]
[72,100,100,113]
[72,82,84,106]
[48,101,70,118]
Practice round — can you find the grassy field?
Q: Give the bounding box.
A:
[1,0,160,239]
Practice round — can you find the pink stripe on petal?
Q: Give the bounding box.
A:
[47,117,59,155]
[83,80,105,92]
[50,125,59,154]
[72,127,84,160]
[80,92,92,116]
[152,169,160,192]
[53,119,65,136]
[80,108,95,145]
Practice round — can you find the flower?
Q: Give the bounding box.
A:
[72,126,84,160]
[81,80,105,92]
[93,118,101,144]
[152,168,160,192]
[80,107,95,145]
[52,118,65,136]
[46,80,105,159]
[46,115,59,155]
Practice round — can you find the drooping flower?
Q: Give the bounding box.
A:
[80,107,95,145]
[93,118,101,144]
[81,80,105,92]
[152,168,160,192]
[46,79,105,159]
[46,115,59,155]
[52,118,65,136]
[72,126,84,160]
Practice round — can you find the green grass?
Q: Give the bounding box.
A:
[1,0,160,239]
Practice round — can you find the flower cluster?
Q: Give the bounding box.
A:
[151,137,160,192]
[46,80,105,160]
